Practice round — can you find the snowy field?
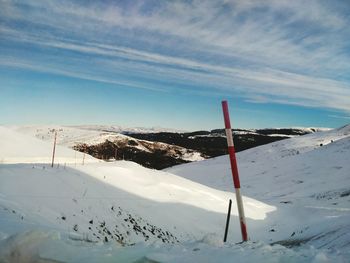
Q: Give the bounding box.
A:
[11,125,144,148]
[0,125,349,262]
[11,125,205,163]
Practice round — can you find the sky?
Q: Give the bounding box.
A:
[1,0,350,131]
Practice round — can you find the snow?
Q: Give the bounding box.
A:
[257,127,331,133]
[0,126,98,164]
[0,232,345,263]
[0,161,274,244]
[12,125,159,149]
[12,125,121,147]
[264,133,294,137]
[167,125,350,255]
[0,125,349,262]
[63,124,185,134]
[181,151,204,162]
[11,125,205,162]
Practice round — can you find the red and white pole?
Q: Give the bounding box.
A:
[222,100,248,242]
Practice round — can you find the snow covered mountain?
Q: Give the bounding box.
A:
[128,127,328,158]
[68,125,185,134]
[0,125,349,262]
[11,125,326,170]
[12,125,204,169]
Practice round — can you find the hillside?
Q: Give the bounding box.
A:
[12,125,204,169]
[167,125,350,252]
[127,127,328,157]
[11,125,325,170]
[0,126,276,262]
[0,126,98,165]
[0,125,349,262]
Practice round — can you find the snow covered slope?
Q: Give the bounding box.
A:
[12,125,140,148]
[167,125,350,252]
[0,126,280,261]
[12,125,186,147]
[0,162,274,242]
[12,125,205,168]
[0,126,98,164]
[0,125,349,262]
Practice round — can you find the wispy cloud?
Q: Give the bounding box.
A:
[328,114,350,120]
[1,0,349,113]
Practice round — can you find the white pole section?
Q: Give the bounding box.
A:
[222,100,248,242]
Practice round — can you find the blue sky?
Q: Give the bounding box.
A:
[1,0,350,130]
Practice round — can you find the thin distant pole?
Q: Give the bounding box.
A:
[222,100,248,242]
[51,131,57,168]
[115,148,118,160]
[224,199,232,242]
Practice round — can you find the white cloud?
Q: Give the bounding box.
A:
[1,0,349,113]
[328,114,350,120]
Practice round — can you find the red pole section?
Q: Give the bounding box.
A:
[222,100,248,242]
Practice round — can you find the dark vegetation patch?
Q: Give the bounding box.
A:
[127,129,293,158]
[340,190,350,198]
[73,140,191,170]
[255,128,312,136]
[313,188,350,200]
[73,128,315,170]
[271,236,315,248]
[133,257,161,263]
[70,206,179,245]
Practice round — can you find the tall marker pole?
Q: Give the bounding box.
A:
[51,131,57,168]
[222,100,248,242]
